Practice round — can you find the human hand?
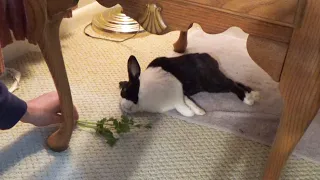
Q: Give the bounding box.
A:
[21,92,79,127]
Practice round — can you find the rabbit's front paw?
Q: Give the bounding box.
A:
[176,105,195,117]
[194,108,206,116]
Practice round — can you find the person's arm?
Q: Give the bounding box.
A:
[0,82,27,130]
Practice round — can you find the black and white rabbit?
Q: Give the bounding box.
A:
[119,53,260,117]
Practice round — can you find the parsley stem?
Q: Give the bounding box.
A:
[77,120,98,125]
[77,121,116,130]
[77,122,96,129]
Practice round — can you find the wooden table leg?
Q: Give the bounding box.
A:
[263,1,320,179]
[38,14,75,152]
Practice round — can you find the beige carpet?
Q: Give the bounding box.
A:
[1,25,320,180]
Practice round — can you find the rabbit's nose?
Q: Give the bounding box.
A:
[119,81,128,89]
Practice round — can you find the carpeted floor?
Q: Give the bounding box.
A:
[1,25,320,180]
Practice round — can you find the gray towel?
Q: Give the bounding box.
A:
[166,27,320,164]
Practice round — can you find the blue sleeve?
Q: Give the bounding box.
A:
[0,82,27,130]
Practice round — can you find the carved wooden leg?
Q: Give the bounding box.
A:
[263,1,320,179]
[38,14,75,152]
[263,97,319,179]
[173,24,193,53]
[173,31,188,53]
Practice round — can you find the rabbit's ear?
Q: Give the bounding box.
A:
[128,55,141,81]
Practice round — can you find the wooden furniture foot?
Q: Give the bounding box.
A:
[263,1,320,178]
[173,24,193,53]
[38,14,75,152]
[173,31,188,53]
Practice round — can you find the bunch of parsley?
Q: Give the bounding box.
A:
[77,115,151,146]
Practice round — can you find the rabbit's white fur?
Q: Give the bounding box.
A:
[120,67,205,117]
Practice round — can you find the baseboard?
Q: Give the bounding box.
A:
[3,2,107,63]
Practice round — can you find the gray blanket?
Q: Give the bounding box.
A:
[166,27,320,164]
